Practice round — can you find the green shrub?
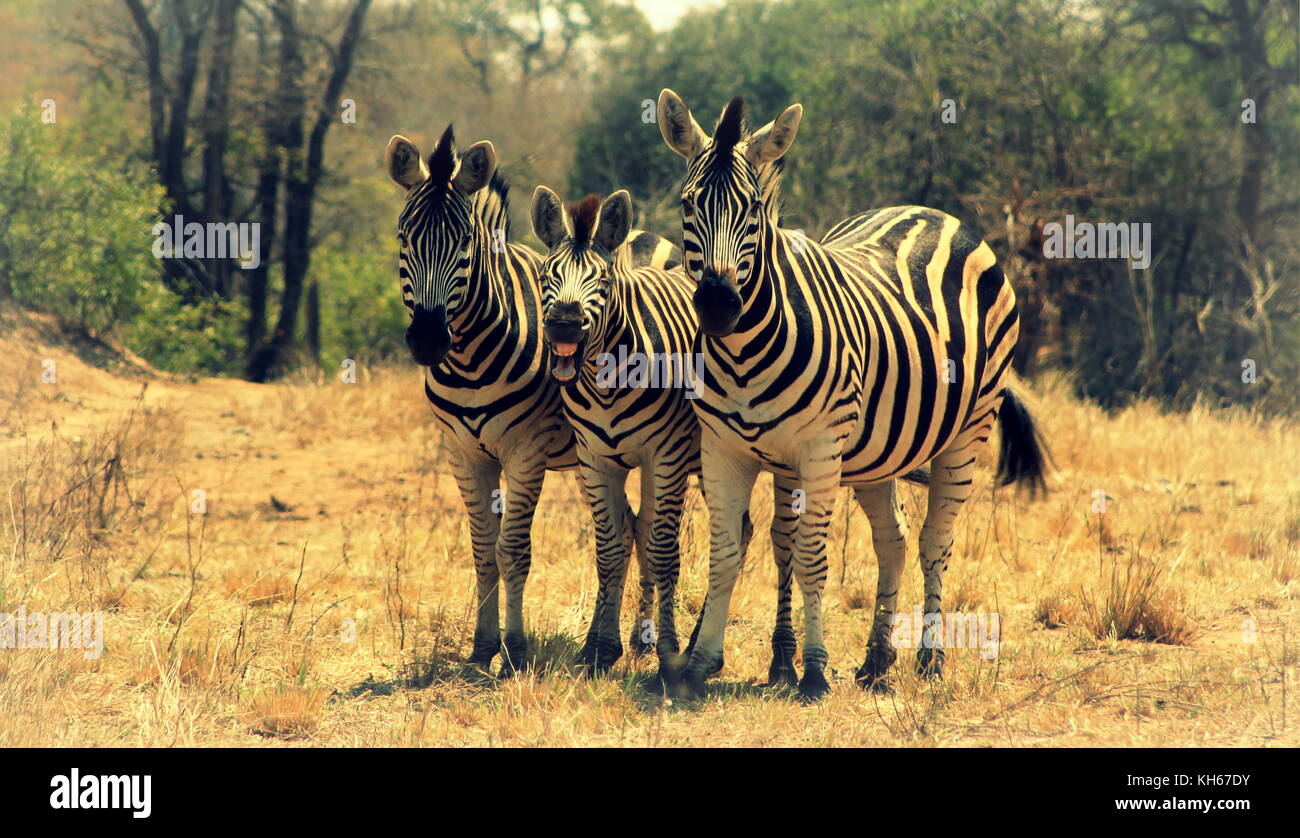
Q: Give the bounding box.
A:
[0,99,163,337]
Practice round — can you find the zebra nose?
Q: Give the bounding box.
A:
[548,301,583,325]
[407,304,450,366]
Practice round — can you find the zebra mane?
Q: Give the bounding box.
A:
[566,194,602,249]
[428,124,457,185]
[713,96,746,159]
[473,170,512,241]
[758,157,785,225]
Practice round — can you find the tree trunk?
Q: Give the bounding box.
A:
[202,0,241,299]
[306,278,321,365]
[247,0,372,381]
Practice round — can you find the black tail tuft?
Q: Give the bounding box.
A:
[995,387,1050,498]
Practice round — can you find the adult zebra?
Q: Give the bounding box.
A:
[385,126,675,675]
[656,90,1049,701]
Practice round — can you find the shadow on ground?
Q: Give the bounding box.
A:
[339,628,798,710]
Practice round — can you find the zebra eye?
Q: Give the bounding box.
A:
[681,195,694,213]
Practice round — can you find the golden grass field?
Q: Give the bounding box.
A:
[1,310,1296,747]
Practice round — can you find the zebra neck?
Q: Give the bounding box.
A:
[597,272,631,349]
[472,226,510,295]
[450,231,513,347]
[573,276,628,392]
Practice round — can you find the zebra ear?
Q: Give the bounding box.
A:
[658,89,707,160]
[386,135,427,190]
[745,103,802,167]
[595,190,633,255]
[531,186,569,250]
[453,140,497,196]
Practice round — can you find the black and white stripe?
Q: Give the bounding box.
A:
[387,126,576,675]
[657,91,1049,700]
[531,188,713,677]
[385,127,681,675]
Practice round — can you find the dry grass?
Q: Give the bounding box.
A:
[0,324,1297,747]
[245,683,327,740]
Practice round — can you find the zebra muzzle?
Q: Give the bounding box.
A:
[693,274,742,337]
[406,304,451,367]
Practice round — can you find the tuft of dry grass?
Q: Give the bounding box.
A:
[245,683,327,740]
[1034,591,1079,629]
[1077,546,1200,645]
[221,570,293,608]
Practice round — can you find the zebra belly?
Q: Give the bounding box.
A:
[562,387,701,474]
[693,349,980,485]
[424,371,577,470]
[691,382,860,480]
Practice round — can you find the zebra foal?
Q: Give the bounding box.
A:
[531,187,708,676]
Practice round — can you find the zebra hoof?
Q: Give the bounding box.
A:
[656,652,688,692]
[855,645,896,692]
[467,636,499,668]
[578,640,623,675]
[854,668,893,694]
[916,646,945,679]
[765,657,799,689]
[797,668,831,703]
[498,636,528,678]
[683,645,723,679]
[466,653,497,669]
[670,668,707,702]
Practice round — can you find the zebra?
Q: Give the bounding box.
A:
[530,186,713,677]
[656,90,1049,701]
[385,125,678,676]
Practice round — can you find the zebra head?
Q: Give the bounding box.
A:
[531,187,633,384]
[385,125,497,367]
[657,89,802,337]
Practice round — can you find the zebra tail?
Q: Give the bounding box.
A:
[995,387,1051,498]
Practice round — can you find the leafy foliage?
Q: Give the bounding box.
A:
[0,99,163,338]
[572,0,1299,413]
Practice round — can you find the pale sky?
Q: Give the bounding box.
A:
[634,0,721,30]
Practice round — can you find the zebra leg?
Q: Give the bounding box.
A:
[676,446,759,699]
[683,490,749,678]
[640,462,689,681]
[916,447,978,679]
[627,500,657,657]
[450,452,503,667]
[496,451,548,678]
[577,459,633,674]
[853,480,908,692]
[766,474,799,689]
[791,447,843,702]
